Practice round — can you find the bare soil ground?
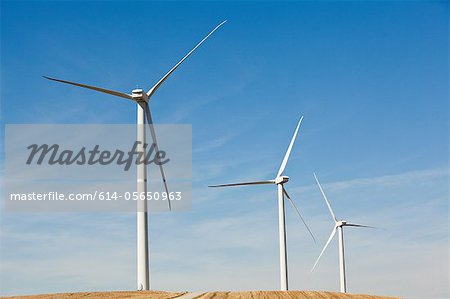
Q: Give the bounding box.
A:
[1,291,183,299]
[1,290,399,299]
[197,291,398,299]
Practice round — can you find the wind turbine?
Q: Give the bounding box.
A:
[311,172,375,293]
[209,116,315,291]
[44,20,226,291]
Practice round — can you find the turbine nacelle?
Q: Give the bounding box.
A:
[275,175,289,185]
[336,220,347,227]
[132,89,149,102]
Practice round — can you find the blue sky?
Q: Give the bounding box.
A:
[0,1,448,298]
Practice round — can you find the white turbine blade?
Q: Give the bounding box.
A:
[276,116,304,177]
[147,20,226,98]
[345,223,376,229]
[313,172,337,222]
[311,227,337,272]
[282,187,316,243]
[209,180,274,188]
[143,103,171,211]
[43,76,133,100]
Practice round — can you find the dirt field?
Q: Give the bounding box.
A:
[1,291,182,299]
[197,291,398,299]
[1,290,399,299]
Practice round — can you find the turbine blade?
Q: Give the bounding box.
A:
[208,180,274,188]
[276,116,304,177]
[43,76,133,100]
[311,227,337,272]
[282,187,316,243]
[147,20,226,98]
[345,223,376,229]
[143,103,171,211]
[313,172,337,222]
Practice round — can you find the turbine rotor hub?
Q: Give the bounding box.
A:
[275,175,289,184]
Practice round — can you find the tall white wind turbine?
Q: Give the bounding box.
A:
[44,20,226,291]
[209,116,315,291]
[311,173,375,293]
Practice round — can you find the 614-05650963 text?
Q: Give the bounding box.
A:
[9,191,183,202]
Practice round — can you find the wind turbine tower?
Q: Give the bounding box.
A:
[45,21,226,290]
[210,117,315,290]
[311,173,375,293]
